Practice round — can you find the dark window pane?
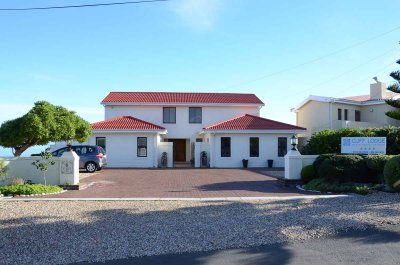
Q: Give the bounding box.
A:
[338,109,342,120]
[278,137,287,157]
[196,138,203,142]
[137,137,147,157]
[355,110,361,122]
[189,107,202,123]
[163,107,176,123]
[344,109,348,120]
[221,137,231,157]
[96,137,106,150]
[249,137,259,157]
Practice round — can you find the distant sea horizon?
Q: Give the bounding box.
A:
[0,145,50,158]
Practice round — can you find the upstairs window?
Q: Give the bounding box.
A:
[249,137,259,157]
[338,108,342,120]
[355,110,361,122]
[137,137,147,157]
[189,107,202,123]
[344,109,348,121]
[163,107,176,123]
[278,137,287,157]
[221,137,231,157]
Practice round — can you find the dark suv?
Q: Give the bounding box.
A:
[52,145,107,173]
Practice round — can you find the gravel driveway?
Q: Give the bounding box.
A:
[1,193,400,264]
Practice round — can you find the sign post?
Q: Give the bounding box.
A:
[341,137,386,155]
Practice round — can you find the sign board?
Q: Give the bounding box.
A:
[341,137,386,155]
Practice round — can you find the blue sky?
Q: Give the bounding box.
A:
[0,0,399,156]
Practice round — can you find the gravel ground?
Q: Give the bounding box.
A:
[1,193,400,265]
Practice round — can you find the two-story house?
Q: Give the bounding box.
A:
[292,81,400,145]
[87,92,306,168]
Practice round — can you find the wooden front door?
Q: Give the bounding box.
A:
[169,139,186,162]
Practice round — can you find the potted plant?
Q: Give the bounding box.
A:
[242,159,249,168]
[161,152,168,168]
[200,151,208,167]
[267,159,274,168]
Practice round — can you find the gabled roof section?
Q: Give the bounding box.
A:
[340,91,400,102]
[101,92,264,105]
[92,116,165,131]
[204,114,306,131]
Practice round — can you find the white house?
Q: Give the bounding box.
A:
[87,92,306,168]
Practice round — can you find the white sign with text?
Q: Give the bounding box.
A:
[341,137,386,154]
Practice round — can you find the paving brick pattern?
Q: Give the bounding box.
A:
[46,168,310,198]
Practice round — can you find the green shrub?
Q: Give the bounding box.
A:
[301,165,317,184]
[0,184,63,196]
[303,178,370,195]
[303,127,400,155]
[313,154,336,174]
[383,155,400,190]
[317,155,367,182]
[365,155,393,183]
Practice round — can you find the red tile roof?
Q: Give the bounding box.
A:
[340,91,399,102]
[92,116,165,131]
[204,114,306,131]
[101,92,264,105]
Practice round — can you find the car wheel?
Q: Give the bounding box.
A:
[85,162,97,173]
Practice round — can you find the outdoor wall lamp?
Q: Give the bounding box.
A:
[290,135,298,151]
[66,138,73,151]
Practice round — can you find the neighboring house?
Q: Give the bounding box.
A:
[86,92,305,168]
[292,81,400,145]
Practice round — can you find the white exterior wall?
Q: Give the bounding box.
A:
[89,133,158,168]
[209,133,292,168]
[104,105,260,141]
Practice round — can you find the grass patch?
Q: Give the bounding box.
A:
[303,178,370,195]
[0,184,63,196]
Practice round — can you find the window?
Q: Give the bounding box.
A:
[96,137,106,150]
[137,137,147,157]
[196,138,203,142]
[163,107,176,123]
[249,137,259,157]
[278,137,287,157]
[189,107,202,123]
[355,110,361,122]
[338,108,342,120]
[344,109,348,121]
[221,137,231,157]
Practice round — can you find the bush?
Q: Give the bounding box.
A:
[303,178,370,195]
[365,155,393,183]
[313,154,336,174]
[383,155,400,190]
[317,155,367,182]
[301,165,317,184]
[303,127,400,155]
[6,177,25,186]
[0,184,63,196]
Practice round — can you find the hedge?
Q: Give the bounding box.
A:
[0,184,63,196]
[302,127,400,155]
[300,165,317,184]
[383,156,400,190]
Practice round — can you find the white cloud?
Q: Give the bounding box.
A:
[171,0,224,31]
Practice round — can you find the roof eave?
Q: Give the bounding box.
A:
[92,129,168,134]
[202,129,307,134]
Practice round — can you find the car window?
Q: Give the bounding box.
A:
[87,147,95,154]
[73,146,83,155]
[99,147,106,155]
[56,147,67,156]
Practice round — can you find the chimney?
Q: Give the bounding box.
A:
[370,81,387,100]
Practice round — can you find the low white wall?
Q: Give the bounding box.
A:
[284,153,318,180]
[194,143,211,168]
[1,152,80,185]
[157,142,173,168]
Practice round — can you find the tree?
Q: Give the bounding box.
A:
[385,59,400,120]
[0,101,92,156]
[32,148,55,185]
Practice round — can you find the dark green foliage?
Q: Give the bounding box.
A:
[316,155,367,182]
[385,59,400,120]
[0,101,92,156]
[383,155,400,190]
[0,184,62,196]
[303,178,370,195]
[303,127,400,155]
[313,154,336,173]
[365,155,393,183]
[300,165,317,184]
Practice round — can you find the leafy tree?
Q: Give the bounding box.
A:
[32,148,56,185]
[385,59,400,120]
[0,101,92,156]
[0,159,8,180]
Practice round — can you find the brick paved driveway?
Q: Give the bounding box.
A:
[47,169,310,198]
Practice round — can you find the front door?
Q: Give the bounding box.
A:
[169,139,186,162]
